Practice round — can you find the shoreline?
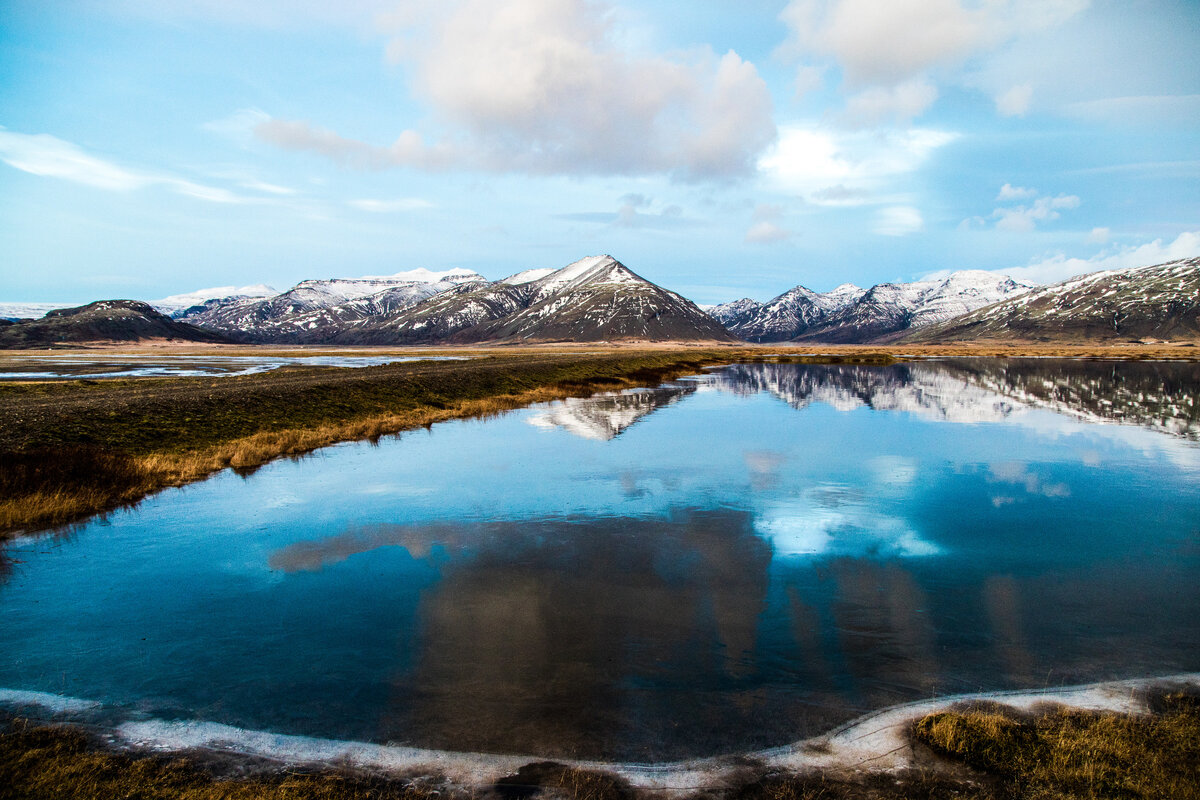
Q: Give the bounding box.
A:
[4,673,1198,791]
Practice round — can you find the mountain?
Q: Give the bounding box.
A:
[151,284,277,318]
[709,272,1032,343]
[185,255,735,344]
[182,268,483,342]
[906,257,1200,343]
[0,300,234,348]
[709,283,864,342]
[792,271,1035,343]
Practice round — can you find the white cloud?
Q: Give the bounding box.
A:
[1087,226,1110,244]
[809,184,873,206]
[993,193,1080,232]
[1002,230,1200,284]
[778,0,1086,121]
[760,124,957,194]
[0,129,252,203]
[780,0,982,87]
[996,183,1037,201]
[875,205,924,236]
[841,79,938,125]
[995,83,1033,116]
[258,0,776,181]
[348,198,434,212]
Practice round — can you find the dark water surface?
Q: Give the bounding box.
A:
[1,359,1198,760]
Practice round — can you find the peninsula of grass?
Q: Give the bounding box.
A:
[2,347,899,538]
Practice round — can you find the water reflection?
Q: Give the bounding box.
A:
[526,384,696,440]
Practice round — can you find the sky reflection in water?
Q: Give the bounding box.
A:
[1,359,1198,760]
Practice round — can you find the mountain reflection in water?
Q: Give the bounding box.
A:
[1,359,1197,761]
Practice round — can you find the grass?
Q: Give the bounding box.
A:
[911,691,1200,799]
[0,716,457,800]
[3,694,1197,800]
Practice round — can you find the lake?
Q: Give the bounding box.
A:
[1,358,1197,761]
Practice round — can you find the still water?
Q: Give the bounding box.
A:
[0,353,471,380]
[1,359,1198,761]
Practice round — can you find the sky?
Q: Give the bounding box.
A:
[1,0,1198,305]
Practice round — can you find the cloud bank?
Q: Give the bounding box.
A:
[256,0,775,181]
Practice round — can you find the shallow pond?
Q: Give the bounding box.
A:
[1,359,1198,761]
[0,353,471,380]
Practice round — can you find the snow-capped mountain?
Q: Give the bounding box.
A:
[708,283,865,342]
[711,271,1033,343]
[906,257,1200,343]
[184,255,734,344]
[151,285,277,317]
[792,271,1035,343]
[182,268,483,342]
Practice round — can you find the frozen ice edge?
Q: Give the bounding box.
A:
[4,673,1199,791]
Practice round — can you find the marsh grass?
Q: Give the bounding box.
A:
[912,691,1200,799]
[0,717,456,800]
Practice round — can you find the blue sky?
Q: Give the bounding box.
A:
[1,0,1198,305]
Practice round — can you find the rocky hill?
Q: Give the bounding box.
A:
[906,258,1200,343]
[0,300,233,348]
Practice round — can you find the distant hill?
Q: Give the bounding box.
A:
[0,300,234,349]
[184,255,735,344]
[905,258,1200,343]
[709,271,1033,343]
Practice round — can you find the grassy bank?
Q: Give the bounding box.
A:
[4,348,893,538]
[3,692,1197,799]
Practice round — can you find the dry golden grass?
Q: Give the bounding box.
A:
[0,717,457,800]
[913,692,1200,799]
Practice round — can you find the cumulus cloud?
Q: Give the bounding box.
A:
[996,183,1037,201]
[0,128,251,203]
[1087,226,1110,244]
[1001,230,1200,285]
[778,0,1086,122]
[995,83,1033,116]
[875,205,924,236]
[258,0,775,181]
